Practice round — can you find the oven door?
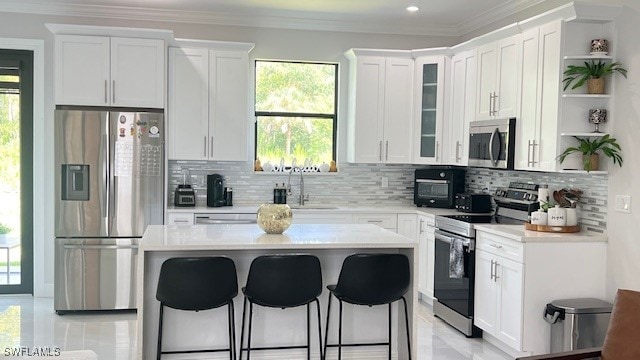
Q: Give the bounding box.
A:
[415,179,451,206]
[433,229,475,317]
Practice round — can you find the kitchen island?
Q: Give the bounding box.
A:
[136,223,417,359]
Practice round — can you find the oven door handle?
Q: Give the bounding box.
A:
[435,230,471,247]
[416,179,449,184]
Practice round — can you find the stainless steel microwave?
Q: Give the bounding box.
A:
[468,118,516,169]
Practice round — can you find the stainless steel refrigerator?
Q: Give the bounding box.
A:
[54,107,164,313]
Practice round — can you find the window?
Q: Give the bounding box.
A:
[255,60,337,171]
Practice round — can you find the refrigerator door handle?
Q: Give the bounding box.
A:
[63,244,138,250]
[102,133,109,220]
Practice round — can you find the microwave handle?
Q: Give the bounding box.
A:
[488,127,499,166]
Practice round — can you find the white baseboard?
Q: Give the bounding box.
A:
[161,348,396,359]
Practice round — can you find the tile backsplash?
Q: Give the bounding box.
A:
[168,161,608,233]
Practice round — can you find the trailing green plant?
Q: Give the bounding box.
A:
[557,135,623,171]
[563,60,627,90]
[0,223,11,234]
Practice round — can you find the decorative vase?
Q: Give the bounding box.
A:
[588,109,607,132]
[583,154,600,171]
[547,205,567,226]
[256,203,293,234]
[587,78,605,94]
[590,39,608,55]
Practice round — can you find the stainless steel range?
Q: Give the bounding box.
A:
[432,182,539,337]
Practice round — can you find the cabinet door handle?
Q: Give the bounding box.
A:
[203,136,207,158]
[492,92,498,115]
[527,140,532,166]
[489,93,493,116]
[531,140,538,165]
[455,141,461,162]
[494,261,500,282]
[210,136,214,158]
[112,80,116,104]
[104,80,108,104]
[419,219,424,234]
[385,141,389,161]
[435,141,439,161]
[379,141,383,162]
[490,259,495,280]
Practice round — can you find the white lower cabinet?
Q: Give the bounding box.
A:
[397,214,417,238]
[292,213,353,224]
[417,214,435,301]
[475,249,523,349]
[166,212,195,225]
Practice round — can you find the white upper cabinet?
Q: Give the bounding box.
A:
[55,35,165,108]
[412,56,445,164]
[110,37,165,108]
[168,48,209,160]
[446,49,476,165]
[476,34,522,121]
[516,21,562,171]
[168,46,251,161]
[346,50,414,164]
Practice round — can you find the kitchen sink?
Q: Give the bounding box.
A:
[289,205,339,210]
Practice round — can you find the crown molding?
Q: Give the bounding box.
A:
[0,0,461,36]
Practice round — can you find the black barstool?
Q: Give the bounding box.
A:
[323,253,412,360]
[156,257,238,360]
[239,254,323,360]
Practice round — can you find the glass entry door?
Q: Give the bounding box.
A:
[0,49,33,294]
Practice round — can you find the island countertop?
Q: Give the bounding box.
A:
[140,223,417,251]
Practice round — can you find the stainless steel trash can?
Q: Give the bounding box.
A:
[544,298,613,353]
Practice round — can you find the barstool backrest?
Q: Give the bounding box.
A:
[335,253,410,305]
[156,257,238,311]
[244,254,322,308]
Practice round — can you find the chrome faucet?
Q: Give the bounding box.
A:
[287,166,309,205]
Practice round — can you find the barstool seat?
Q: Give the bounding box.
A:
[323,253,412,360]
[156,257,238,360]
[240,254,323,360]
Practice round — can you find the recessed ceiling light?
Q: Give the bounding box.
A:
[407,5,419,12]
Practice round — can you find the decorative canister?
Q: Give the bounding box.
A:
[547,205,567,226]
[590,39,608,55]
[588,109,607,132]
[256,203,293,234]
[565,208,578,226]
[530,210,548,226]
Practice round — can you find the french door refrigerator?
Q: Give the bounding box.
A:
[54,107,164,313]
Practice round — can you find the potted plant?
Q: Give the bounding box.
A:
[0,223,11,243]
[563,60,627,94]
[557,135,622,171]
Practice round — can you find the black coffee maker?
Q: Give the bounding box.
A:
[207,174,225,207]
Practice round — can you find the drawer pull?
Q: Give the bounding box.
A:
[490,243,503,249]
[367,220,383,223]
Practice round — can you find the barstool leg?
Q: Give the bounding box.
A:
[157,303,164,360]
[227,302,233,360]
[338,299,343,360]
[247,301,254,360]
[323,294,332,360]
[231,301,237,360]
[402,297,412,360]
[388,303,392,360]
[307,303,311,360]
[239,297,248,360]
[315,299,323,360]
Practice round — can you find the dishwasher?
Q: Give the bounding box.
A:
[195,213,257,225]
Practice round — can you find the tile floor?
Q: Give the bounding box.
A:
[0,296,512,359]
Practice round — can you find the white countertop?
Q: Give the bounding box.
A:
[474,223,607,243]
[166,204,464,217]
[140,223,417,251]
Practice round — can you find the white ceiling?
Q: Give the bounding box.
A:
[2,0,549,36]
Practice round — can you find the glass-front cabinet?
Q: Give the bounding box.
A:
[413,56,445,164]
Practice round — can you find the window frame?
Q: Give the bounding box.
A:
[253,59,339,164]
